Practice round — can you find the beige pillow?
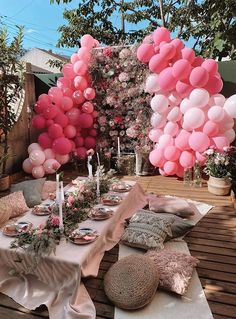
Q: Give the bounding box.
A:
[104,254,159,309]
[41,181,57,200]
[145,250,199,295]
[121,210,174,250]
[148,195,195,218]
[0,201,12,226]
[0,191,29,218]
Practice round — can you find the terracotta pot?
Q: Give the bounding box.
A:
[207,175,232,196]
[0,174,10,191]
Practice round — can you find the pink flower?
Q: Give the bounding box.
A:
[67,195,75,207]
[51,215,60,226]
[103,47,112,57]
[118,72,130,82]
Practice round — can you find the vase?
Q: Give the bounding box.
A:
[135,151,153,176]
[207,176,232,196]
[114,153,135,176]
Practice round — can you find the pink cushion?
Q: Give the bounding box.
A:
[41,181,57,200]
[0,191,29,218]
[145,250,199,295]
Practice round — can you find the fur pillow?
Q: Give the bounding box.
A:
[121,210,174,250]
[0,191,29,218]
[41,181,57,200]
[148,195,195,218]
[11,178,45,208]
[145,250,199,295]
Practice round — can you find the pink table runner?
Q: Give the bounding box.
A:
[0,182,147,319]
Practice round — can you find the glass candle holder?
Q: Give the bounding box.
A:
[193,162,202,187]
[183,167,193,186]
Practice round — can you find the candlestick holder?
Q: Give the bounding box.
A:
[193,162,202,187]
[183,167,193,186]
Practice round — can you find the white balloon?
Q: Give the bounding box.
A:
[223,94,236,118]
[150,94,169,113]
[224,129,236,143]
[145,74,160,94]
[189,88,209,108]
[209,94,226,107]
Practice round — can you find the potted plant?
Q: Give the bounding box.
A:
[203,146,236,195]
[0,26,24,190]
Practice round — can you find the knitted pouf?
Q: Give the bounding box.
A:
[104,254,159,310]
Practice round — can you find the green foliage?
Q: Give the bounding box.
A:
[51,0,236,60]
[0,25,25,174]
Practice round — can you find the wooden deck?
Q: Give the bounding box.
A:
[0,172,236,319]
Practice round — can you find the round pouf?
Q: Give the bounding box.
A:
[104,254,159,310]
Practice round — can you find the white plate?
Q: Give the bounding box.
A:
[69,228,99,245]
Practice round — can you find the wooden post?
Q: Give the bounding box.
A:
[159,0,165,27]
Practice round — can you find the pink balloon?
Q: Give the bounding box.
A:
[189,67,209,87]
[32,115,46,129]
[171,38,184,51]
[150,94,168,113]
[159,67,177,92]
[149,54,168,73]
[52,137,72,155]
[66,108,81,126]
[44,148,55,160]
[55,154,70,165]
[189,88,209,108]
[163,161,178,175]
[46,120,54,128]
[145,74,160,93]
[29,149,46,166]
[61,96,73,111]
[181,48,195,64]
[151,113,166,129]
[205,75,223,95]
[77,47,91,62]
[72,90,86,105]
[149,148,165,167]
[189,132,210,152]
[195,152,206,165]
[203,121,219,137]
[168,92,181,106]
[153,27,171,45]
[224,129,236,143]
[43,105,59,120]
[62,63,76,79]
[183,107,205,130]
[64,125,77,138]
[34,100,48,114]
[74,136,84,147]
[84,136,96,149]
[70,53,79,64]
[54,112,69,128]
[179,151,195,168]
[89,128,97,137]
[77,113,93,128]
[176,164,184,178]
[202,59,218,76]
[148,128,163,142]
[92,110,99,118]
[74,76,88,91]
[38,93,50,103]
[76,147,88,159]
[80,34,94,49]
[22,158,33,174]
[176,80,193,97]
[172,59,191,80]
[43,159,61,174]
[159,134,174,148]
[73,60,88,76]
[159,43,176,60]
[219,111,234,133]
[48,87,63,105]
[83,87,96,100]
[209,94,225,107]
[38,132,52,149]
[28,143,42,154]
[57,77,71,90]
[208,106,224,122]
[82,101,94,113]
[192,56,204,67]
[164,122,179,137]
[159,168,168,176]
[175,130,191,151]
[32,166,45,179]
[70,140,76,151]
[137,43,155,63]
[211,136,230,150]
[167,106,182,122]
[48,124,63,139]
[164,145,181,161]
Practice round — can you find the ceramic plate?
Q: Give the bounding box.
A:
[3,221,32,237]
[32,203,52,216]
[111,182,132,193]
[101,194,122,206]
[88,207,113,220]
[69,227,99,245]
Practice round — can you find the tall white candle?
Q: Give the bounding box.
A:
[60,181,64,202]
[87,155,93,179]
[58,183,63,229]
[117,137,121,158]
[56,173,60,202]
[96,152,100,199]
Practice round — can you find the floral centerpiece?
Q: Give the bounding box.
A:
[204,146,236,195]
[89,45,151,156]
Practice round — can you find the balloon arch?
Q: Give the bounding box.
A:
[23,29,236,178]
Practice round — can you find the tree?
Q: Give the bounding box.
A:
[0,26,25,175]
[51,0,236,60]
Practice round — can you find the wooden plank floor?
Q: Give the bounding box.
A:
[0,172,236,319]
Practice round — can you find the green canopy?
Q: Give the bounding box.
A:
[34,73,62,99]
